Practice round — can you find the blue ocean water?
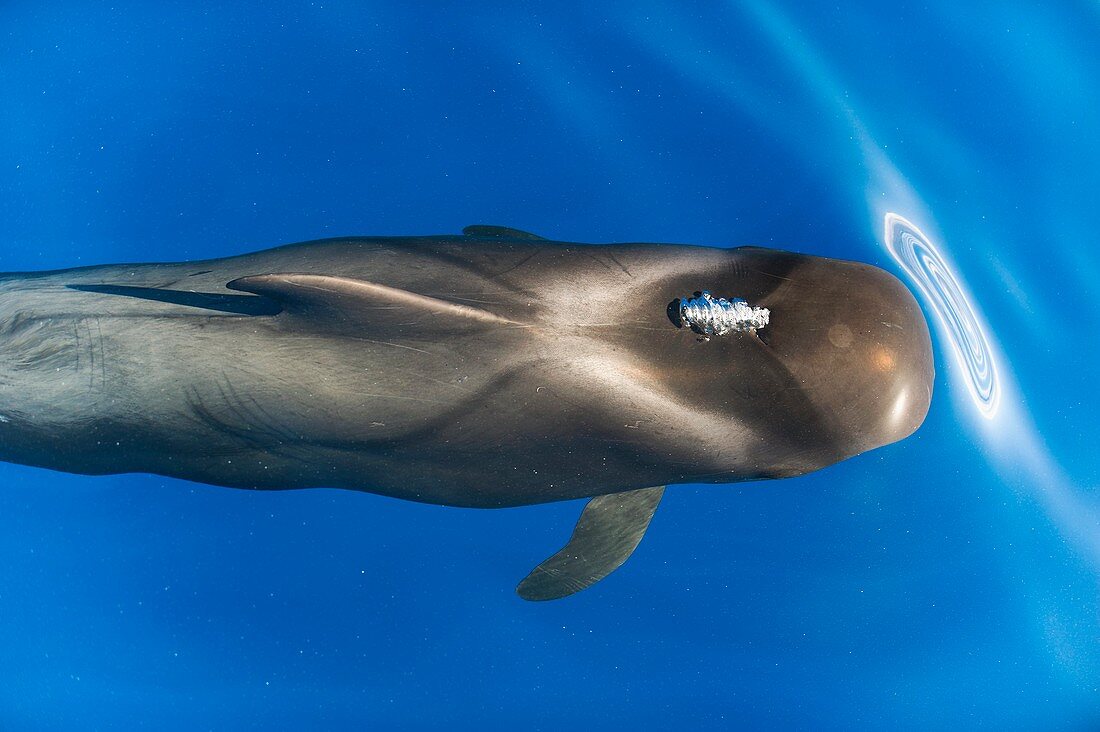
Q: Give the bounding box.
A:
[1,2,1098,728]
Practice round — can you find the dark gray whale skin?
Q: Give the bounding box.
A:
[0,226,936,599]
[0,227,933,509]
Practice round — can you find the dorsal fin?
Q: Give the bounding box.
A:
[226,274,521,333]
[462,225,547,241]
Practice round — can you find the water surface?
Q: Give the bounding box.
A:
[0,2,1097,729]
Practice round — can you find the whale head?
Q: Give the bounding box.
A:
[636,246,935,480]
[748,249,934,463]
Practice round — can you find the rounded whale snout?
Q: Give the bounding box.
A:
[760,255,935,459]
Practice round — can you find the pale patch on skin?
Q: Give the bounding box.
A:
[828,323,853,349]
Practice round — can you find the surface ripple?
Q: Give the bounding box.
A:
[884,213,999,417]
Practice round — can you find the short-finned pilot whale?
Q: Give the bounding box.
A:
[0,226,934,600]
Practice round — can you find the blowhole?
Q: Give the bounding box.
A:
[666,299,684,329]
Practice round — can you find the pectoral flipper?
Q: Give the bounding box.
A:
[517,486,664,601]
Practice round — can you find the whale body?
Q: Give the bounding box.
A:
[0,226,934,599]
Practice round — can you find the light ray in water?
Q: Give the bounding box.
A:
[883,213,1000,417]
